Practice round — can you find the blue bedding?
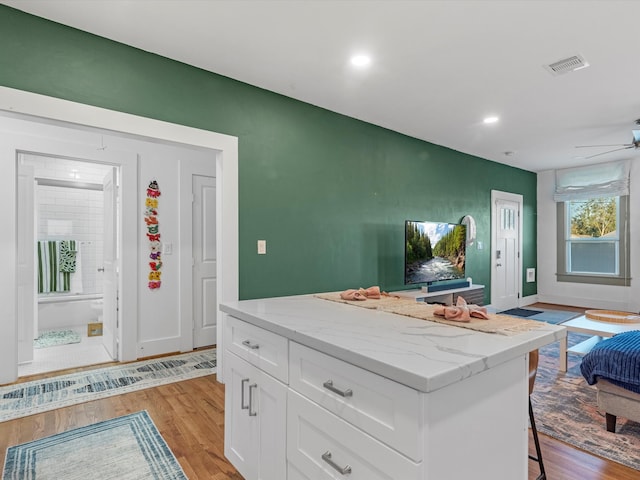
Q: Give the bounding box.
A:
[580,330,640,394]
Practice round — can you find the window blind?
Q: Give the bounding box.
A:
[553,160,630,202]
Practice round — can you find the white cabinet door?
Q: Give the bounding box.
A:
[224,352,256,480]
[224,351,287,480]
[255,362,287,480]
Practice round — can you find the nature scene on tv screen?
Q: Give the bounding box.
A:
[405,221,466,285]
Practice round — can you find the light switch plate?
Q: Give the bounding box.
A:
[257,240,266,254]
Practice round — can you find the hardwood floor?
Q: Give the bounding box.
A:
[0,373,243,479]
[1,311,638,480]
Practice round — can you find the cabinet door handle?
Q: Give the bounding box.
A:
[248,383,257,416]
[242,339,260,350]
[323,380,353,398]
[321,451,352,475]
[240,378,250,410]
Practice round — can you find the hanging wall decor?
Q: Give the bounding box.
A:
[145,180,162,290]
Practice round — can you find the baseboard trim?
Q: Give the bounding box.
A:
[536,293,632,311]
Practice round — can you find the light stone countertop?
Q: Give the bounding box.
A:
[220,294,566,393]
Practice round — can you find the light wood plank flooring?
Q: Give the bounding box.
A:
[1,306,638,480]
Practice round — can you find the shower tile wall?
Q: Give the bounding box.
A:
[21,155,113,295]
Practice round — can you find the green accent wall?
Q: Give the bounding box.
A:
[0,6,537,301]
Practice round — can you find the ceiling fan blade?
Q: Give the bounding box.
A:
[583,146,634,159]
[575,144,632,148]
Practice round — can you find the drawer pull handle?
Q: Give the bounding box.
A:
[322,451,352,475]
[242,339,260,350]
[323,380,353,398]
[240,378,249,410]
[248,383,257,416]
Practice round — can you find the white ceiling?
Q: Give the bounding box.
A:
[6,0,640,172]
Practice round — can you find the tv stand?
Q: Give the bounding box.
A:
[391,284,485,306]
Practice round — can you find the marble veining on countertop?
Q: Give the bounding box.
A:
[220,294,566,392]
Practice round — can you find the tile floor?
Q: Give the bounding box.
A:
[18,328,113,377]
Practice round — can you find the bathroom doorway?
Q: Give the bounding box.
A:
[17,154,120,376]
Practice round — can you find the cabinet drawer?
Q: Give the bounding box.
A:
[225,316,288,383]
[289,342,422,461]
[287,390,422,480]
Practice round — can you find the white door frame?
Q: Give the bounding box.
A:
[0,86,238,385]
[490,190,523,309]
[16,162,35,364]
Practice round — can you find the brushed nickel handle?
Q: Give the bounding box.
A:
[323,380,353,398]
[242,339,260,350]
[240,378,249,410]
[248,383,257,416]
[322,451,352,475]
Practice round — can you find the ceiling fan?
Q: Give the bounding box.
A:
[575,123,640,159]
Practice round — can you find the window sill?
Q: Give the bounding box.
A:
[556,273,631,287]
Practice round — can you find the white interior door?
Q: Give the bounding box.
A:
[16,161,35,364]
[491,191,522,311]
[193,174,217,348]
[102,167,118,359]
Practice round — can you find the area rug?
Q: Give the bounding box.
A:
[33,330,81,349]
[532,335,640,470]
[2,410,186,479]
[501,308,581,324]
[0,349,215,422]
[499,307,542,317]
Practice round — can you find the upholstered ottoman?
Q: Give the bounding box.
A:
[596,379,640,432]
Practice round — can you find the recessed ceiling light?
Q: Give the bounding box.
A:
[483,116,499,124]
[350,55,371,67]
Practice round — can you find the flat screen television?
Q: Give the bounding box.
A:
[404,220,466,285]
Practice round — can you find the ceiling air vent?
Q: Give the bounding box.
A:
[544,54,589,76]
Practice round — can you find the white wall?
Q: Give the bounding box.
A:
[537,165,640,311]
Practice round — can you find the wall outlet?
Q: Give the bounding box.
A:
[257,240,267,255]
[526,268,536,283]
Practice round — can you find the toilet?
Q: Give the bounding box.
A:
[91,299,103,323]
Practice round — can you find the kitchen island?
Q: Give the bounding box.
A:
[220,294,566,480]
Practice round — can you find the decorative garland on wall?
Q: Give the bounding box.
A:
[145,180,162,290]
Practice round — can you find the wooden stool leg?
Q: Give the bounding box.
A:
[606,413,617,433]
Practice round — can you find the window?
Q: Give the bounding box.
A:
[554,160,631,286]
[556,195,630,285]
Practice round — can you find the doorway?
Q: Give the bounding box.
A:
[490,190,523,311]
[17,154,122,376]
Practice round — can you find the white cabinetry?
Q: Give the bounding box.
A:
[224,318,287,480]
[289,342,422,461]
[287,390,421,480]
[221,294,564,480]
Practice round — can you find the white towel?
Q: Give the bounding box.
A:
[70,242,84,294]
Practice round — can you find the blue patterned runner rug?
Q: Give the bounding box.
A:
[2,410,187,479]
[0,349,215,422]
